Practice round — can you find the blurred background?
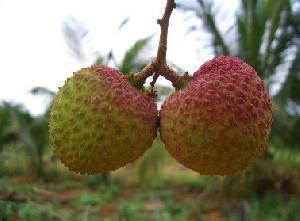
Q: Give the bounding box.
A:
[0,0,299,220]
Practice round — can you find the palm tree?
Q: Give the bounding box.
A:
[25,87,54,177]
[0,102,32,176]
[179,0,300,148]
[0,87,54,178]
[0,102,28,149]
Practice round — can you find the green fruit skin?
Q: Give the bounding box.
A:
[49,65,157,174]
[160,56,272,175]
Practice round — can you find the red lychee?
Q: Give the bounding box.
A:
[159,56,272,175]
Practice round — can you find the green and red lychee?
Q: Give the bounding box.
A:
[159,56,272,175]
[49,65,157,174]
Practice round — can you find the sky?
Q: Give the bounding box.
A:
[0,0,238,115]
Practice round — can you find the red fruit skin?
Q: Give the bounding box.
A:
[160,56,272,175]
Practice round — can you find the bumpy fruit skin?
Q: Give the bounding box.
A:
[49,65,157,174]
[160,56,272,175]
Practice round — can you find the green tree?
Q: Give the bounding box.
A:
[0,102,30,149]
[0,87,54,177]
[25,87,54,177]
[0,102,32,175]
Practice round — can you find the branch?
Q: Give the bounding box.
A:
[126,0,190,90]
[156,0,176,67]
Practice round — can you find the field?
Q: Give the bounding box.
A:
[1,139,300,221]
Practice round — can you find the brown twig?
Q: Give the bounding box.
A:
[155,0,176,67]
[127,0,190,90]
[150,72,160,88]
[133,62,156,86]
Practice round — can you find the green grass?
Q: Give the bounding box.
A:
[269,146,300,164]
[0,201,58,221]
[1,141,300,221]
[1,174,299,221]
[248,192,300,221]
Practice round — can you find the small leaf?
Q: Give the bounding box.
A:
[118,17,130,31]
[119,35,154,75]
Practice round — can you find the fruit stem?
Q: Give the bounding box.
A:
[129,0,186,90]
[155,0,176,68]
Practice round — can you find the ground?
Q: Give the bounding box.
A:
[1,140,300,221]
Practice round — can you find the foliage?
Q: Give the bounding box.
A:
[62,16,99,64]
[248,192,300,221]
[0,201,57,221]
[22,87,53,177]
[0,102,32,149]
[1,158,299,221]
[118,35,154,75]
[0,102,32,176]
[0,86,54,178]
[134,138,169,184]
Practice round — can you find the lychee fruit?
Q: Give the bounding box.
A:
[159,56,272,175]
[49,65,157,174]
